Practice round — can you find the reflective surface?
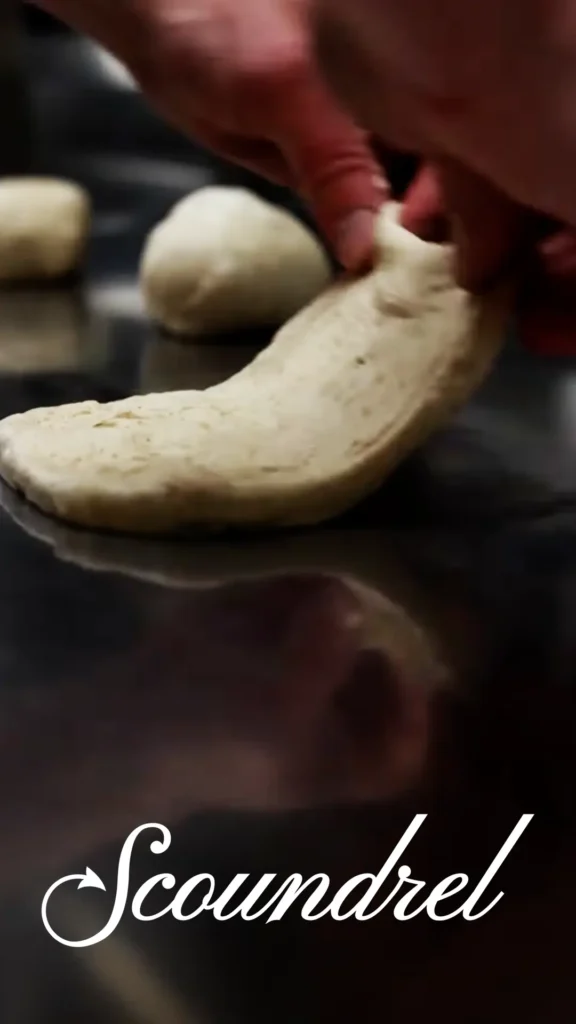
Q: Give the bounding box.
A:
[0,0,32,174]
[1,26,576,1024]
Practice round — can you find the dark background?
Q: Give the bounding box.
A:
[0,6,574,1023]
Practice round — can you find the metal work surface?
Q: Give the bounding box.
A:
[1,22,576,1024]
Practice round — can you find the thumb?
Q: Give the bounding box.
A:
[272,77,388,271]
[435,158,529,291]
[401,163,449,243]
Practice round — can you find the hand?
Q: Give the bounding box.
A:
[39,0,386,270]
[314,0,576,292]
[403,163,576,356]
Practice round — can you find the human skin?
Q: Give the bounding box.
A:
[313,0,576,350]
[37,0,576,350]
[35,0,385,271]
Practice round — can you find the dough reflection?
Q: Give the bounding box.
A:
[0,289,92,374]
[0,492,448,888]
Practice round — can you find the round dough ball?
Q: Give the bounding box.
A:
[140,186,332,337]
[0,177,91,283]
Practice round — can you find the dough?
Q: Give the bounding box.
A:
[0,178,91,282]
[140,186,332,336]
[0,204,510,534]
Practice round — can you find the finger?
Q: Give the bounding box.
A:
[272,77,388,271]
[190,119,297,187]
[518,227,576,356]
[313,0,424,155]
[400,163,449,242]
[436,158,530,291]
[142,85,296,186]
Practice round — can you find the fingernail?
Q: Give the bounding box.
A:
[372,174,389,200]
[336,208,378,272]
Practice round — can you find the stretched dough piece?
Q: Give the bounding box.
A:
[140,186,332,336]
[0,178,91,282]
[0,204,510,534]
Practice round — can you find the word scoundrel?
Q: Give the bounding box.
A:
[42,813,533,947]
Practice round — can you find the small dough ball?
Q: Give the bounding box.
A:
[0,177,91,283]
[140,186,332,337]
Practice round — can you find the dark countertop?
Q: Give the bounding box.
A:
[1,24,576,1024]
